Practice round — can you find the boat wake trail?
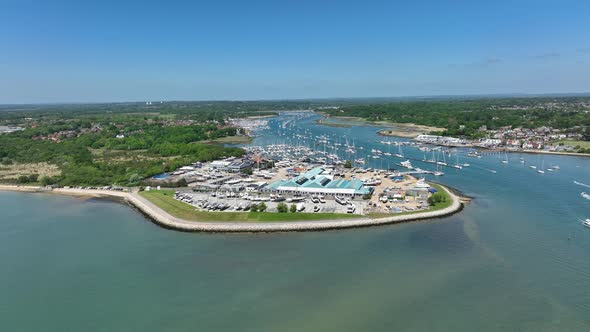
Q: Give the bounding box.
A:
[574,181,590,189]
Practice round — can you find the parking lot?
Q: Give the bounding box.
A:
[175,190,366,214]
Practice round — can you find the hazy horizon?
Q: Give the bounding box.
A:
[2,0,590,104]
[3,91,590,107]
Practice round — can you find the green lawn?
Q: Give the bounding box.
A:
[140,190,360,223]
[367,183,453,219]
[555,140,590,150]
[199,135,252,145]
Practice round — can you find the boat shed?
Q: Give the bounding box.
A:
[262,167,373,197]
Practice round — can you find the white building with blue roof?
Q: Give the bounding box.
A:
[263,167,373,197]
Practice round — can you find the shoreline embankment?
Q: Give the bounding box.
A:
[0,184,465,233]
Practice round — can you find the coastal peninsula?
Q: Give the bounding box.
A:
[0,183,464,232]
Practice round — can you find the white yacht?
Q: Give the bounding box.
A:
[582,192,590,200]
[363,178,382,186]
[583,219,590,228]
[400,160,413,169]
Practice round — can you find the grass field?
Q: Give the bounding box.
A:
[556,140,590,150]
[0,162,61,182]
[199,136,252,145]
[367,184,453,219]
[140,190,360,223]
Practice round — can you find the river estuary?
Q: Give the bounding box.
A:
[1,112,589,331]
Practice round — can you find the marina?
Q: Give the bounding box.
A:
[2,111,590,331]
[3,1,590,330]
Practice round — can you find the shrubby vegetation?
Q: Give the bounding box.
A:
[428,192,447,206]
[276,202,288,213]
[0,104,248,186]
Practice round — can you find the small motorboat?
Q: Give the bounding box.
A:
[582,192,590,200]
[583,219,590,228]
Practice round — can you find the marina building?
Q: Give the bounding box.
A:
[263,167,373,197]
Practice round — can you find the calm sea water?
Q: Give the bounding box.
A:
[1,112,590,331]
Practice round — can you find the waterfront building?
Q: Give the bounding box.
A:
[263,167,373,197]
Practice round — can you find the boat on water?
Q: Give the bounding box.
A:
[400,160,413,170]
[394,145,404,158]
[501,152,509,164]
[583,219,590,228]
[582,192,590,200]
[537,160,545,173]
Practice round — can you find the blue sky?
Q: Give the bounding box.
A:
[1,0,590,103]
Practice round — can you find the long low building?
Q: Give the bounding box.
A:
[263,167,373,197]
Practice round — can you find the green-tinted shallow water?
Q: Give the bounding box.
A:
[1,113,590,331]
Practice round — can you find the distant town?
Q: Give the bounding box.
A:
[415,125,587,153]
